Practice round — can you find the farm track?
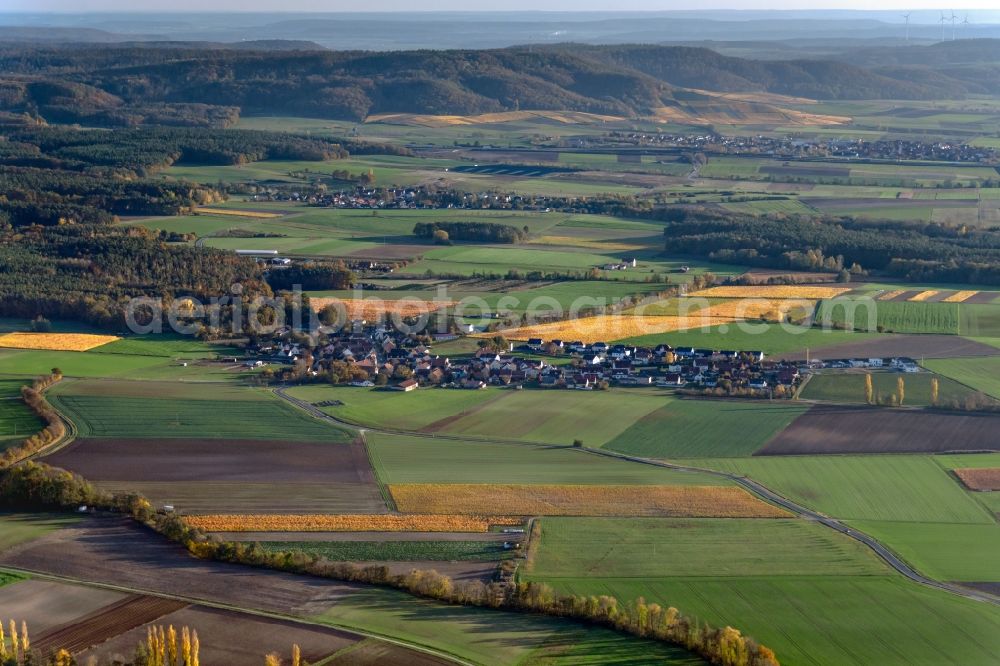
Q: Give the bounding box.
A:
[273,386,1000,607]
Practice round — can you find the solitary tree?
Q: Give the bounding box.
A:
[864,373,874,405]
[897,376,905,406]
[930,377,939,406]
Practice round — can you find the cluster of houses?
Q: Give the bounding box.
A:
[599,132,998,165]
[248,325,806,394]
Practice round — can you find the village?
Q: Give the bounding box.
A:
[245,321,924,398]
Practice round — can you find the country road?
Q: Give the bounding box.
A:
[274,385,1000,607]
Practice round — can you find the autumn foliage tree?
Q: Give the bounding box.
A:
[864,373,874,405]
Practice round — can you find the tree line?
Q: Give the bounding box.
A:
[413,220,528,244]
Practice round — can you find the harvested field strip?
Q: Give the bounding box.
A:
[310,297,455,320]
[0,332,119,352]
[32,595,187,655]
[388,484,789,518]
[944,290,979,303]
[954,468,1000,491]
[878,290,907,301]
[184,514,523,532]
[487,314,738,344]
[688,285,851,299]
[700,298,815,321]
[909,290,940,302]
[196,207,282,218]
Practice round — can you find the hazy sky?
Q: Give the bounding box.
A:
[7,2,1000,13]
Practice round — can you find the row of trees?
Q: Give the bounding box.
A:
[0,373,66,469]
[0,462,779,666]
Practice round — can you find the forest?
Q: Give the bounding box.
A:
[658,207,1000,284]
[413,221,528,244]
[1,41,995,125]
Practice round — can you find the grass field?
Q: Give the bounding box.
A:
[255,540,512,561]
[0,349,177,378]
[817,299,961,334]
[800,371,975,406]
[429,389,670,447]
[537,575,1000,666]
[50,384,351,441]
[526,517,887,578]
[92,335,240,359]
[312,586,700,666]
[851,521,1000,582]
[692,455,994,524]
[923,357,1000,399]
[602,400,808,458]
[0,378,42,446]
[365,433,730,486]
[285,385,499,431]
[617,324,875,355]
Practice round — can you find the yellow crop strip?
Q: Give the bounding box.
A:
[942,290,978,303]
[0,332,120,352]
[183,514,524,532]
[311,298,455,320]
[389,484,790,518]
[484,314,738,344]
[909,290,940,302]
[196,208,283,218]
[688,285,851,299]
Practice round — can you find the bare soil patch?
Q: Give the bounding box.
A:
[758,405,1000,455]
[34,595,187,655]
[82,606,358,666]
[778,334,1000,361]
[0,517,363,616]
[44,438,385,514]
[954,468,1000,491]
[965,292,999,305]
[0,579,125,635]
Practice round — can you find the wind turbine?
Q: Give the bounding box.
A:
[940,11,947,41]
[902,12,911,42]
[950,11,959,41]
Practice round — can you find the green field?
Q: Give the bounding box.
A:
[365,432,729,486]
[800,371,976,406]
[602,400,808,458]
[430,389,670,447]
[286,385,500,431]
[522,515,1000,665]
[256,540,512,562]
[0,513,80,552]
[852,521,1000,582]
[92,335,240,359]
[692,455,994,524]
[527,517,888,579]
[312,586,700,666]
[924,357,1000,399]
[536,575,1000,666]
[50,382,351,441]
[0,349,170,378]
[0,378,43,446]
[817,299,960,334]
[617,324,876,354]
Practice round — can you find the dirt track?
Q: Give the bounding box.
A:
[758,404,1000,455]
